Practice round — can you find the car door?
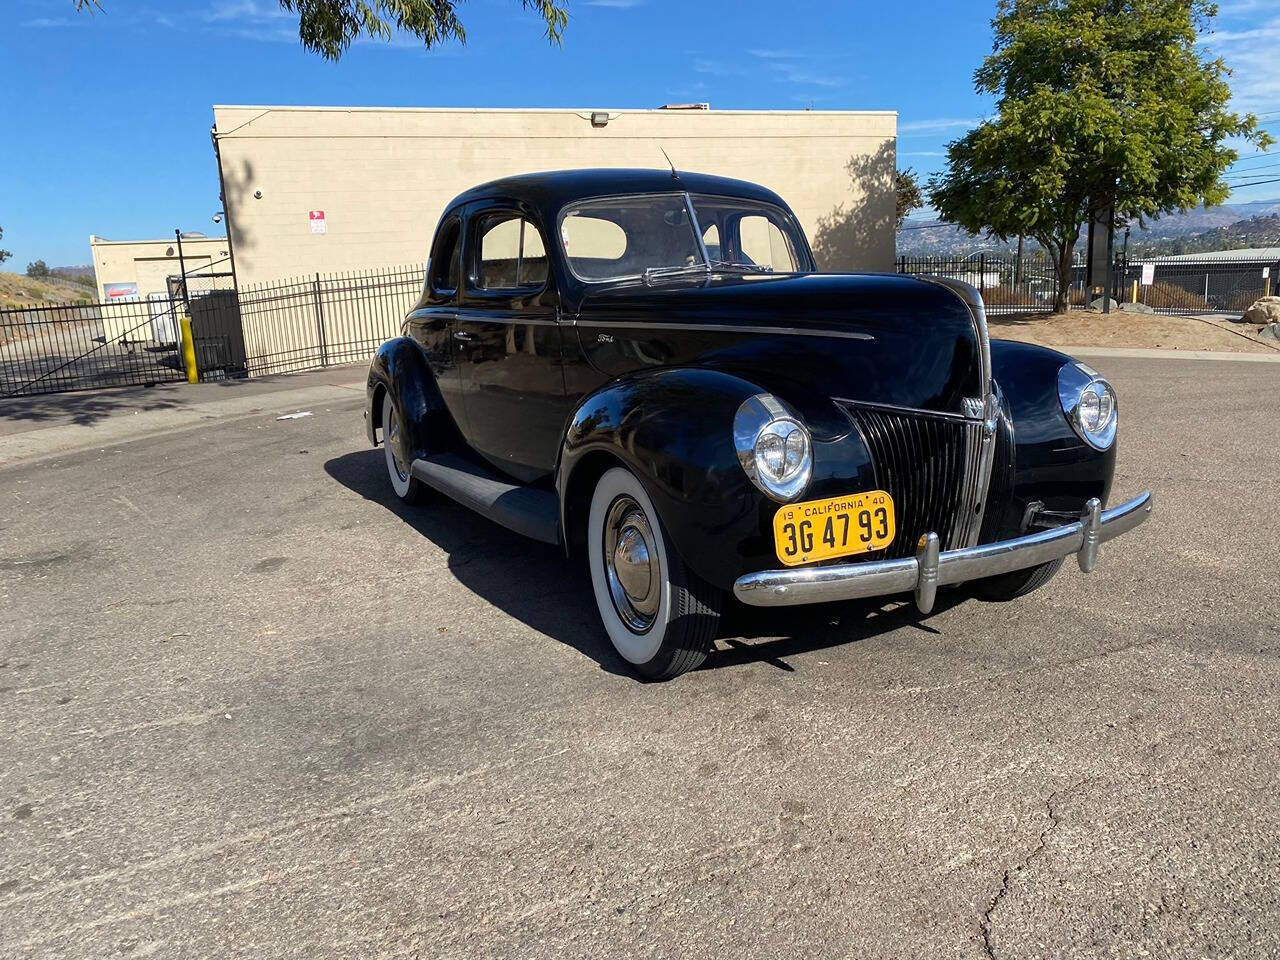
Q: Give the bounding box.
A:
[408,212,466,429]
[455,202,567,484]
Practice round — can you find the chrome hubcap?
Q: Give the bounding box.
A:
[387,413,409,481]
[603,496,659,634]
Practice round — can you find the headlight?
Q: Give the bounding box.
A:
[1057,362,1117,450]
[733,394,813,501]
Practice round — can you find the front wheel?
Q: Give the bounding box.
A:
[970,558,1063,602]
[587,467,721,680]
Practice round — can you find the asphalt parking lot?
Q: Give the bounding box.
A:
[2,353,1278,959]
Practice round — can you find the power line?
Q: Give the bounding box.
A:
[1226,161,1280,179]
[1228,175,1280,189]
[1230,154,1280,171]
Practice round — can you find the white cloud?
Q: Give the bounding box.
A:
[205,0,291,23]
[898,117,980,134]
[900,150,947,157]
[23,17,79,28]
[1203,16,1280,116]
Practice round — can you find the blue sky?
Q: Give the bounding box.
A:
[1,0,1277,267]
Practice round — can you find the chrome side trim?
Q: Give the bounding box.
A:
[733,490,1153,611]
[572,319,874,341]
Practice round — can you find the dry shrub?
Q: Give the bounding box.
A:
[1142,282,1209,310]
[980,285,1024,306]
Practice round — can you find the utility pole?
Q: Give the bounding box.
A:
[1014,234,1024,288]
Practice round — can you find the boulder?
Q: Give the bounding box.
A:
[1242,296,1280,326]
[1089,297,1119,312]
[1118,301,1155,314]
[1260,322,1280,341]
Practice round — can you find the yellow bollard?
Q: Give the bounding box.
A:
[179,315,198,383]
[1130,280,1138,304]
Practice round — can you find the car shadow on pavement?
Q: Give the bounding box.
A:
[324,449,967,678]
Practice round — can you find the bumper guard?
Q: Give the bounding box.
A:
[733,491,1153,613]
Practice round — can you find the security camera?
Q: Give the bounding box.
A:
[212,213,223,224]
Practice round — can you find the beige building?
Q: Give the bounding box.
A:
[89,234,231,302]
[212,105,897,289]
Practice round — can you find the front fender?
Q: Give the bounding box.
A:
[983,339,1117,540]
[558,367,875,592]
[365,337,461,459]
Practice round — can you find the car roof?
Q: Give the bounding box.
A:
[445,168,792,215]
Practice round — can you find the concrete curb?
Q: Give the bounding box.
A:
[0,381,365,468]
[1065,346,1280,363]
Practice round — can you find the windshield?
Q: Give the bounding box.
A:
[559,192,807,282]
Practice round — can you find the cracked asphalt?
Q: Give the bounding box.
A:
[1,354,1278,959]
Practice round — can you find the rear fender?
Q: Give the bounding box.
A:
[366,337,461,459]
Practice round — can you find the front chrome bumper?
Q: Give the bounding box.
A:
[733,490,1153,613]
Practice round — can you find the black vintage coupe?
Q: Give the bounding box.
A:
[365,169,1151,679]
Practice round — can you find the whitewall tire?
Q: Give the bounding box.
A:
[587,467,720,680]
[382,395,428,505]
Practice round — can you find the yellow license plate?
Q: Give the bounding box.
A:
[773,490,896,567]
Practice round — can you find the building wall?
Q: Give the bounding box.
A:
[89,236,231,301]
[212,106,897,289]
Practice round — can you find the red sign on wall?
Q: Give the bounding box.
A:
[309,210,327,235]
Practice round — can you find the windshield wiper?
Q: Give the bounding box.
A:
[706,259,771,274]
[642,263,710,284]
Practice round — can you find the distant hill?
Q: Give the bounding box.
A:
[897,199,1280,257]
[0,270,96,311]
[50,264,94,281]
[1128,215,1280,256]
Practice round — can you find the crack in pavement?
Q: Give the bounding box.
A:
[979,781,1085,959]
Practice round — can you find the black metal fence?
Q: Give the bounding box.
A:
[899,252,1279,315]
[897,254,1069,313]
[193,265,424,379]
[1116,256,1278,314]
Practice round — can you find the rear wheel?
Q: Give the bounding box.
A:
[382,395,429,505]
[587,467,721,680]
[971,558,1063,602]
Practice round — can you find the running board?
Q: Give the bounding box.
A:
[410,453,560,545]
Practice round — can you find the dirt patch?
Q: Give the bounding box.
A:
[989,310,1280,354]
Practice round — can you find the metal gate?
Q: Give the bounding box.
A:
[0,296,188,398]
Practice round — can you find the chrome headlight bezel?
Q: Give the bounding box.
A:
[733,394,813,502]
[1057,362,1117,451]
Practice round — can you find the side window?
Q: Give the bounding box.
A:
[429,218,461,294]
[473,214,549,292]
[738,215,799,271]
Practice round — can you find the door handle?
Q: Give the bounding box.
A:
[453,331,475,342]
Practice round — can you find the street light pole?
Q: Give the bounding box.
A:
[174,228,189,311]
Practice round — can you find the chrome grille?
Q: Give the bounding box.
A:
[840,403,986,560]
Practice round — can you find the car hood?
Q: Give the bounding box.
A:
[573,272,984,420]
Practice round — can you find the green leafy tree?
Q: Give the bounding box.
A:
[896,168,924,227]
[73,0,567,60]
[27,260,50,278]
[928,0,1272,311]
[0,226,10,265]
